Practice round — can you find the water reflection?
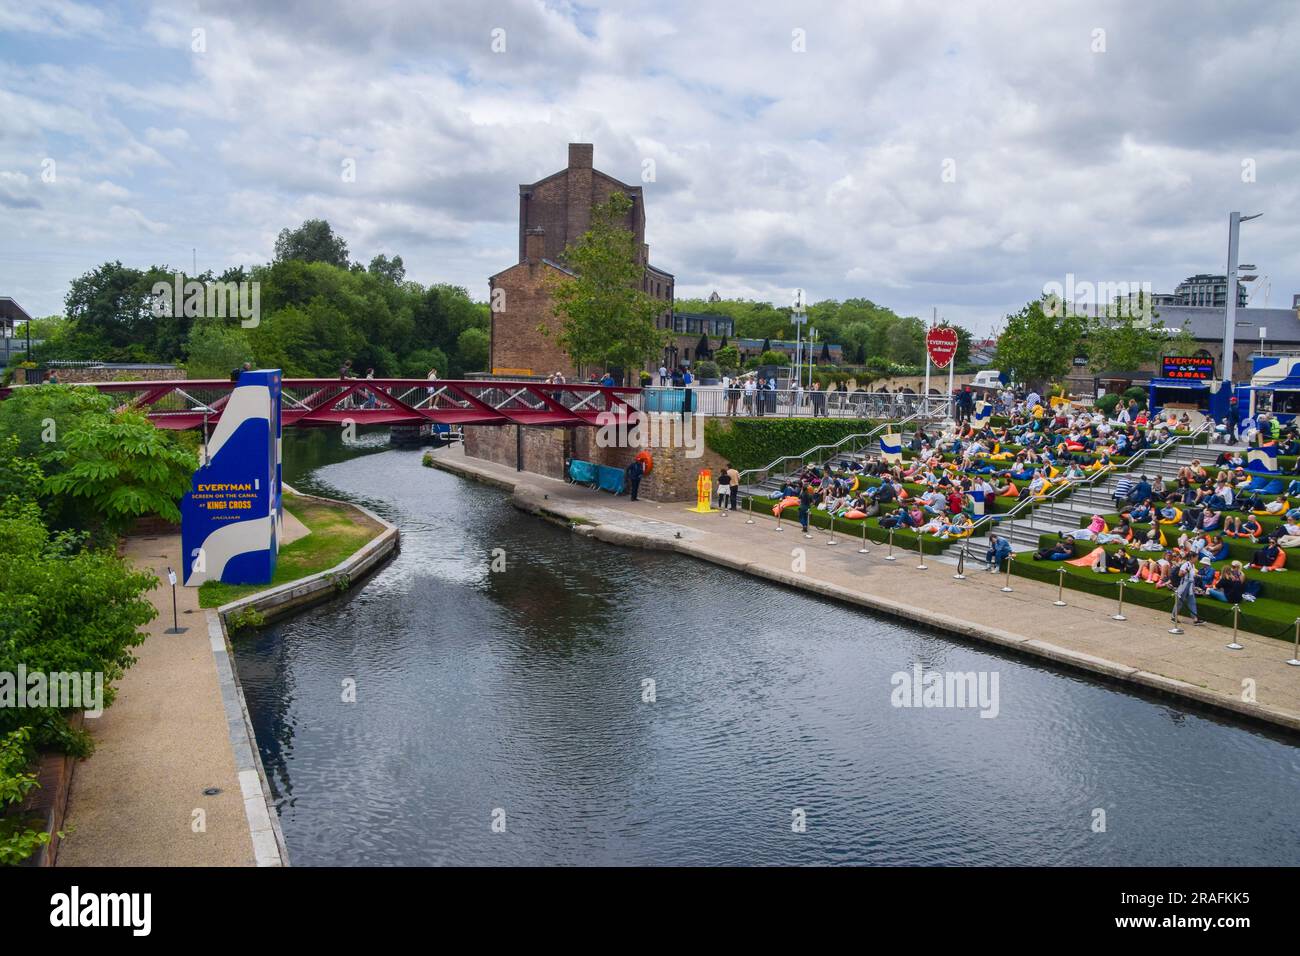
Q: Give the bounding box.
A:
[231,430,1300,866]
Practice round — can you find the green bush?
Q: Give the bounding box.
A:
[704,418,879,470]
[1095,393,1121,416]
[694,360,720,380]
[1123,386,1147,407]
[0,729,51,866]
[758,350,790,367]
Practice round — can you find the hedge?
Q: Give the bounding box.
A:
[705,418,883,471]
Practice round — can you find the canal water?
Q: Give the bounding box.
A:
[232,430,1300,866]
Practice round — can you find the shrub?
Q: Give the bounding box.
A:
[0,729,51,866]
[0,501,156,752]
[1123,386,1147,408]
[694,360,720,380]
[1095,393,1122,416]
[758,350,790,367]
[704,418,880,470]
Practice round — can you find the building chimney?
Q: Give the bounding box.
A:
[568,143,593,169]
[524,226,546,262]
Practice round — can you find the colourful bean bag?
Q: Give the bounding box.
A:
[772,495,799,516]
[843,509,866,519]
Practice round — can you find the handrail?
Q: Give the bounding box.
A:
[975,420,1213,539]
[736,404,941,489]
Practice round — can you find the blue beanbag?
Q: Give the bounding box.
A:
[1248,475,1270,491]
[1264,480,1284,495]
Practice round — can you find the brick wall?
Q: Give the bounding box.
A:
[46,366,186,384]
[489,259,576,379]
[463,414,731,502]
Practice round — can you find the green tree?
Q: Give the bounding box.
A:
[274,219,350,268]
[43,410,198,535]
[1085,293,1167,372]
[994,297,1085,391]
[185,322,254,379]
[545,193,667,372]
[759,349,790,366]
[714,345,740,372]
[367,253,406,284]
[455,327,489,374]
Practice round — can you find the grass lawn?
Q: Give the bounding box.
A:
[198,493,383,608]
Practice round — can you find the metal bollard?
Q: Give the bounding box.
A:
[885,528,896,561]
[827,516,838,546]
[746,496,755,525]
[1287,618,1300,667]
[775,503,783,533]
[1112,579,1127,621]
[1169,598,1184,635]
[1226,604,1243,650]
[1001,554,1014,592]
[916,534,928,570]
[1053,567,1067,606]
[858,521,870,554]
[953,545,967,580]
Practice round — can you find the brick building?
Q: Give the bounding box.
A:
[488,143,674,379]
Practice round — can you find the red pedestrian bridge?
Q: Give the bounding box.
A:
[0,378,641,429]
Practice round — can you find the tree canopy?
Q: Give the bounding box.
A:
[545,192,667,374]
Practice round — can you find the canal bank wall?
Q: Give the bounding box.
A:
[429,445,1300,736]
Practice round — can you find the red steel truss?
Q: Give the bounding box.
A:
[0,379,642,429]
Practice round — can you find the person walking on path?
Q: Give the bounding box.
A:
[1171,551,1203,626]
[797,482,814,536]
[727,463,740,510]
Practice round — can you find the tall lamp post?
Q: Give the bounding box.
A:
[1223,211,1261,387]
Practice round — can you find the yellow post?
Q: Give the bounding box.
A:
[687,469,716,513]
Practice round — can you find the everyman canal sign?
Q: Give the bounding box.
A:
[1161,355,1215,380]
[180,369,283,586]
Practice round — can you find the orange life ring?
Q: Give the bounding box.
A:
[636,450,653,475]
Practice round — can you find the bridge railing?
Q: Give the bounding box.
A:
[638,387,945,420]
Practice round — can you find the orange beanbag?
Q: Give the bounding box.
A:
[772,495,799,516]
[844,509,866,519]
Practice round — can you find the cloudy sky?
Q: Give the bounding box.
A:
[2,0,1298,335]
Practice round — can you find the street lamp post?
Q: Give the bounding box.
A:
[1223,211,1261,387]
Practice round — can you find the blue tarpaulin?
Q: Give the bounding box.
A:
[597,465,626,494]
[569,459,597,485]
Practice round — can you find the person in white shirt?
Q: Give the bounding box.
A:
[659,365,668,386]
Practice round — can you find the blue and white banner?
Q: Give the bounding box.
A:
[969,489,987,516]
[181,369,283,586]
[880,432,902,464]
[1247,443,1279,474]
[974,400,992,423]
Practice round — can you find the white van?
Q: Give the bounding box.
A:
[971,370,1005,389]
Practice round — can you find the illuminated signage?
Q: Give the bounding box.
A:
[1161,355,1214,380]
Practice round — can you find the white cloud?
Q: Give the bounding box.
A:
[1,0,1298,335]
